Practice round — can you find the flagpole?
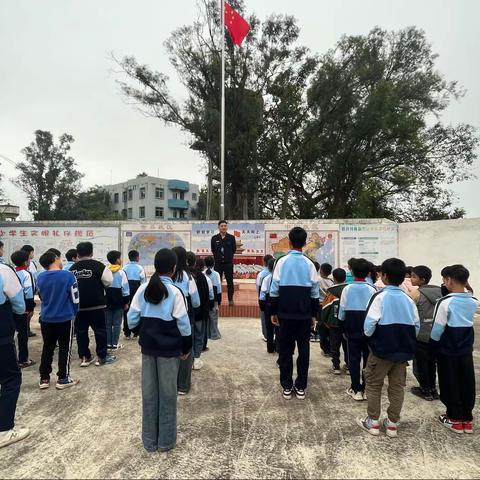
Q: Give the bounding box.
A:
[220,0,226,220]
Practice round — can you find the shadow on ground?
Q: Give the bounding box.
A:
[1,316,479,479]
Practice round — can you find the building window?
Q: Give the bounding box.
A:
[179,210,185,219]
[127,208,132,219]
[139,206,145,218]
[121,209,127,219]
[155,187,164,199]
[173,192,185,200]
[128,189,133,201]
[114,193,119,203]
[122,191,127,202]
[155,207,164,218]
[140,187,146,199]
[191,192,197,201]
[172,210,178,219]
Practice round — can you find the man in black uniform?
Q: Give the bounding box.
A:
[210,220,236,306]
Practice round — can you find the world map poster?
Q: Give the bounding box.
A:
[265,230,338,267]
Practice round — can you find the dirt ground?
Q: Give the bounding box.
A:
[1,315,479,479]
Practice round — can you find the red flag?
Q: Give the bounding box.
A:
[224,2,250,46]
[233,230,241,237]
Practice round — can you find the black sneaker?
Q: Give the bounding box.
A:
[411,386,433,401]
[431,388,440,400]
[294,387,306,400]
[283,388,293,400]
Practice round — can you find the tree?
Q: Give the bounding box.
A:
[15,130,84,220]
[57,186,120,221]
[115,0,312,219]
[298,27,477,221]
[136,172,148,178]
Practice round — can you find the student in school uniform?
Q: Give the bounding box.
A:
[0,262,28,449]
[256,254,274,341]
[318,263,334,354]
[63,249,78,271]
[431,265,478,434]
[10,250,36,369]
[105,250,130,351]
[20,244,38,337]
[259,258,276,354]
[320,268,348,375]
[172,246,200,395]
[37,251,80,390]
[122,250,147,340]
[270,227,320,400]
[127,248,192,452]
[338,258,377,401]
[357,258,420,438]
[204,256,222,340]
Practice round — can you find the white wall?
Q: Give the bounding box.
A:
[399,218,480,290]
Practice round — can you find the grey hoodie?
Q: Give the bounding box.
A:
[416,285,443,343]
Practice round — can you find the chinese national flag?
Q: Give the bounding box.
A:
[224,2,250,46]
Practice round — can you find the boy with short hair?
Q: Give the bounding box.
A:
[431,265,478,434]
[270,227,320,400]
[20,245,38,337]
[256,254,274,342]
[70,242,115,367]
[320,268,348,375]
[409,265,442,401]
[10,250,36,368]
[106,250,130,350]
[122,250,147,339]
[357,258,420,437]
[64,249,78,271]
[338,258,377,401]
[37,251,80,390]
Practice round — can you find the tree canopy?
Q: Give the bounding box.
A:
[116,1,477,222]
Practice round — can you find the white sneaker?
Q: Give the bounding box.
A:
[80,356,95,367]
[383,418,398,438]
[0,427,30,449]
[346,387,364,401]
[193,358,204,370]
[356,416,380,436]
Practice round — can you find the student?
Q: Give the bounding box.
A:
[48,248,61,259]
[10,250,36,368]
[37,251,80,390]
[63,249,78,271]
[338,258,377,401]
[204,256,222,340]
[259,258,276,354]
[318,263,334,355]
[20,244,38,337]
[431,265,478,434]
[0,263,28,449]
[172,246,200,395]
[127,249,192,452]
[409,265,442,401]
[357,258,420,437]
[270,227,320,400]
[106,250,130,351]
[70,242,115,367]
[188,254,213,370]
[366,262,377,287]
[401,266,417,294]
[320,268,348,375]
[256,254,274,341]
[345,258,355,285]
[310,261,321,343]
[122,250,147,340]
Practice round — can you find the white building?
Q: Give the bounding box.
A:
[104,176,199,221]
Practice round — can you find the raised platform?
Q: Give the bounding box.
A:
[219,282,260,318]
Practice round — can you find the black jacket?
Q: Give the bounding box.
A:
[192,271,212,322]
[70,259,110,310]
[211,233,237,264]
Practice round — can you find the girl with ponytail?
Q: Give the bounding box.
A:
[127,248,192,453]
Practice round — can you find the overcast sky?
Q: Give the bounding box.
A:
[1,0,479,220]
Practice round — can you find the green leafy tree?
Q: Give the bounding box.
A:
[58,186,120,221]
[15,130,84,220]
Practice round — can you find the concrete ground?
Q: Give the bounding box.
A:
[2,316,479,479]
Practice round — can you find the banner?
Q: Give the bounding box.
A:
[0,225,119,264]
[339,223,398,268]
